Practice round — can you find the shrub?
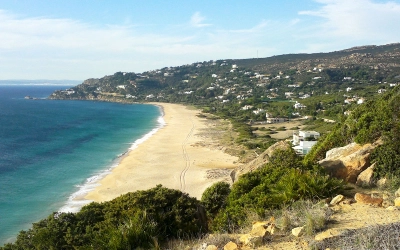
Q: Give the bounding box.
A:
[3,185,207,249]
[201,182,231,219]
[211,148,343,233]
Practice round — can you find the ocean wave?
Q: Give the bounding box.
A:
[58,109,166,213]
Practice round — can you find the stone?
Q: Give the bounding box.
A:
[354,193,383,206]
[319,143,376,183]
[386,206,399,211]
[224,241,238,250]
[292,226,304,237]
[314,228,343,241]
[239,234,263,247]
[198,243,208,250]
[330,194,344,205]
[250,217,275,237]
[205,246,218,250]
[356,164,375,187]
[377,178,387,188]
[395,197,400,207]
[395,187,400,197]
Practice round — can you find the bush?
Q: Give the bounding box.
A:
[3,185,207,249]
[211,148,343,233]
[201,182,231,219]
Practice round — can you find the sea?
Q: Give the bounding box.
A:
[0,83,164,244]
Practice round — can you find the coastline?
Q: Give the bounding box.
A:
[82,102,239,203]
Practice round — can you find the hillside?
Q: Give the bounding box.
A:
[50,43,400,106]
[50,42,400,153]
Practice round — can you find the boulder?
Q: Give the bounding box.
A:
[205,246,218,250]
[239,234,263,248]
[356,164,375,187]
[395,187,400,197]
[233,141,290,181]
[292,226,304,237]
[250,217,275,236]
[325,143,362,159]
[354,193,383,206]
[330,194,344,205]
[377,178,387,188]
[395,197,400,207]
[314,228,343,241]
[319,143,376,183]
[223,241,238,250]
[239,217,277,247]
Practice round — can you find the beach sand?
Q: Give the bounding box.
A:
[85,103,239,202]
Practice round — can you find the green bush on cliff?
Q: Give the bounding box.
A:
[304,86,400,165]
[2,185,207,250]
[210,148,343,232]
[201,182,231,219]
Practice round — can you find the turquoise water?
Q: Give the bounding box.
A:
[0,84,162,244]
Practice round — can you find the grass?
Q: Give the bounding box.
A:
[311,223,400,249]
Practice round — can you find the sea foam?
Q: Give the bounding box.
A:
[58,107,166,213]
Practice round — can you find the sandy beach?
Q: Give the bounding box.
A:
[85,103,239,202]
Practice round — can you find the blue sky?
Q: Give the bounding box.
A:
[1,0,400,80]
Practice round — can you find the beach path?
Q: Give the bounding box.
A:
[85,103,239,202]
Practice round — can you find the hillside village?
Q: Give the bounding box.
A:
[52,44,400,126]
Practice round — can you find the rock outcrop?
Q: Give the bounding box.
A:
[319,143,377,183]
[232,141,290,181]
[354,193,383,206]
[356,164,375,187]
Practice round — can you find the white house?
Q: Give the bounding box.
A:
[266,117,288,124]
[253,108,265,115]
[294,101,307,109]
[292,130,320,155]
[293,141,318,155]
[242,105,253,110]
[357,98,365,104]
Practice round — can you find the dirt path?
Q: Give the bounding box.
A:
[180,118,195,191]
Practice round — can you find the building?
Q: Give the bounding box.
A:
[266,117,289,124]
[294,101,307,109]
[293,141,318,155]
[292,130,320,155]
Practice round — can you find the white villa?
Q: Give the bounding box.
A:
[292,130,320,155]
[294,101,307,109]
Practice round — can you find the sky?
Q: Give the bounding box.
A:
[1,0,400,80]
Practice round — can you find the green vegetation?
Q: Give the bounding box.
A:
[1,185,206,249]
[304,86,400,172]
[209,148,343,232]
[2,148,344,249]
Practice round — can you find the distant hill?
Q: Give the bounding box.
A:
[0,80,81,86]
[49,43,400,105]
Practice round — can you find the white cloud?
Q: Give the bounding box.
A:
[190,12,212,28]
[299,0,400,45]
[2,1,400,80]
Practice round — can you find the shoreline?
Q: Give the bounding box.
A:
[65,103,239,209]
[58,103,166,213]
